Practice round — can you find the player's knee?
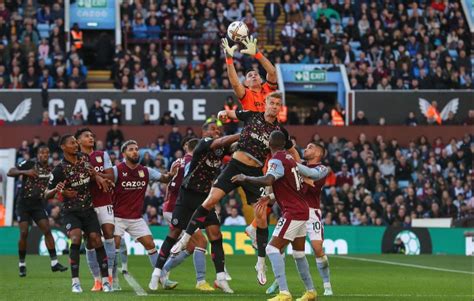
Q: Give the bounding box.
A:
[169,228,182,239]
[292,250,306,259]
[19,230,28,239]
[266,244,280,255]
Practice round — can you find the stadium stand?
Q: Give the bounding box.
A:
[118,0,472,91]
[12,130,473,228]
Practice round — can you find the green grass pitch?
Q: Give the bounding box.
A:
[0,254,472,301]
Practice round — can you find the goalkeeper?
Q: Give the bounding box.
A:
[222,36,278,112]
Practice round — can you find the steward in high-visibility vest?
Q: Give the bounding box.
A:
[426,101,442,124]
[71,23,83,50]
[331,108,344,126]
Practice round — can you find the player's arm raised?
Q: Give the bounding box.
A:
[241,36,277,85]
[217,109,238,122]
[297,164,330,181]
[210,133,240,149]
[222,38,246,99]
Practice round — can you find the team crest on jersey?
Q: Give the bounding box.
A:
[172,218,178,226]
[96,156,102,163]
[214,149,223,156]
[138,170,145,178]
[122,172,128,177]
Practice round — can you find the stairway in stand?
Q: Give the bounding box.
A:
[86,70,114,89]
[253,0,285,52]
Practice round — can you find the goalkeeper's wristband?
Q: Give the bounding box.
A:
[226,57,234,65]
[254,52,263,60]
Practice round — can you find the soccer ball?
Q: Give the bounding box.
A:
[39,229,69,256]
[227,21,249,42]
[395,230,421,255]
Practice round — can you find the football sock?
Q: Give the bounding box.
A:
[95,245,109,278]
[294,251,315,292]
[120,239,128,271]
[48,248,58,266]
[18,249,26,265]
[163,250,191,275]
[316,255,331,283]
[70,244,81,278]
[86,248,100,280]
[156,236,176,269]
[256,227,269,258]
[210,238,225,273]
[147,248,159,267]
[193,247,207,282]
[267,245,289,293]
[104,239,115,276]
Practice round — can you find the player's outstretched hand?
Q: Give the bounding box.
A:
[255,196,269,213]
[231,174,246,183]
[97,176,114,192]
[55,180,66,193]
[221,38,238,58]
[24,169,39,178]
[240,36,257,56]
[217,110,228,122]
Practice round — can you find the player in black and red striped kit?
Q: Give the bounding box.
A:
[44,134,112,293]
[150,121,239,293]
[171,92,299,286]
[7,145,67,277]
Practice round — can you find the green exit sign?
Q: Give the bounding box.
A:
[77,0,107,8]
[294,70,327,82]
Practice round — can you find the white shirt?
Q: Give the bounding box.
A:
[224,215,246,226]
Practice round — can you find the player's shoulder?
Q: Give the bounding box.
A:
[18,158,35,168]
[272,150,290,161]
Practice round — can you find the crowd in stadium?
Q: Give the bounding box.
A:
[9,127,472,228]
[0,1,470,91]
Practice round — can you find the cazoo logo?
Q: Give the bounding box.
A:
[121,181,147,188]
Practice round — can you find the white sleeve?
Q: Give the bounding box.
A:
[147,167,162,182]
[103,152,112,170]
[112,166,118,183]
[265,159,284,180]
[297,163,329,181]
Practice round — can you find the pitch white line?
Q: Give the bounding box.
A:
[123,272,148,296]
[143,293,472,298]
[336,256,474,275]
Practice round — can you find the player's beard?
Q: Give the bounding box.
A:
[128,156,139,164]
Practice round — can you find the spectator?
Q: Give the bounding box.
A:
[336,163,353,187]
[168,126,182,156]
[264,0,281,44]
[54,112,68,126]
[108,100,122,125]
[352,111,369,125]
[405,112,418,126]
[87,100,106,125]
[105,123,124,149]
[223,208,246,226]
[39,111,53,125]
[159,111,176,125]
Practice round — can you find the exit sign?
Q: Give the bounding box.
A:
[77,0,107,8]
[294,70,327,82]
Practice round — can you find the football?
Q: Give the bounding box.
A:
[227,21,249,42]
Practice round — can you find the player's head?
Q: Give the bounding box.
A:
[244,69,262,89]
[269,130,286,152]
[265,91,283,117]
[121,140,139,164]
[304,142,326,161]
[59,134,78,155]
[74,127,94,148]
[202,120,220,139]
[37,145,49,163]
[183,137,199,154]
